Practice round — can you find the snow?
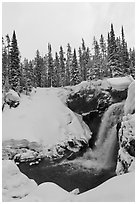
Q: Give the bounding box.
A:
[21,182,71,202]
[2,160,37,201]
[106,75,134,90]
[72,172,135,202]
[5,89,20,102]
[124,81,135,115]
[2,160,135,202]
[2,87,91,147]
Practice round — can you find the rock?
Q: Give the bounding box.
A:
[124,81,135,115]
[66,78,130,115]
[116,80,135,175]
[106,76,133,91]
[116,114,135,175]
[2,160,37,201]
[2,88,91,162]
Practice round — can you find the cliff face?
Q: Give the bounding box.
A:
[116,81,135,175]
[116,114,135,175]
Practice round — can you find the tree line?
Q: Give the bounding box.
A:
[2,24,135,94]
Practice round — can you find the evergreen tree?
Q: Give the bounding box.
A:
[47,43,54,87]
[9,30,21,93]
[114,37,123,76]
[107,24,117,77]
[100,34,106,59]
[78,47,83,81]
[121,26,130,74]
[53,52,60,87]
[129,48,135,78]
[85,47,91,80]
[81,38,87,81]
[41,55,48,87]
[99,34,107,78]
[65,43,72,86]
[34,50,43,87]
[59,46,66,86]
[91,37,102,79]
[2,38,7,88]
[70,49,80,85]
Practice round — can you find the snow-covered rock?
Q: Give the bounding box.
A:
[116,80,135,175]
[106,75,134,91]
[124,81,135,115]
[5,89,20,103]
[2,160,37,201]
[2,88,91,161]
[116,114,135,175]
[72,172,135,202]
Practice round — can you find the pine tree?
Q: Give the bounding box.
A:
[115,37,123,76]
[34,50,43,87]
[59,46,66,86]
[41,55,48,87]
[100,34,106,59]
[70,49,80,85]
[107,24,117,77]
[129,48,135,78]
[47,43,54,87]
[22,58,29,93]
[78,47,83,81]
[53,52,60,87]
[9,31,21,93]
[85,47,91,80]
[99,34,107,78]
[65,43,72,86]
[91,37,102,79]
[81,38,87,81]
[121,26,130,74]
[28,60,35,88]
[2,38,7,88]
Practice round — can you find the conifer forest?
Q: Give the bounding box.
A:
[2,24,135,94]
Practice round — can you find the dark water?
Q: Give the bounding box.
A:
[18,157,116,193]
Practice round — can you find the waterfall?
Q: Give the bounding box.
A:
[79,102,124,171]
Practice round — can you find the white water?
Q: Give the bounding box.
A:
[77,102,124,171]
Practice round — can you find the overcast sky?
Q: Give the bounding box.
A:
[2,2,135,60]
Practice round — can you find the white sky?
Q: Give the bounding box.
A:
[2,2,135,60]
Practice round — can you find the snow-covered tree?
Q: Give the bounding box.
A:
[53,52,60,87]
[65,43,72,86]
[9,30,21,93]
[70,49,80,85]
[121,26,130,74]
[59,46,66,86]
[47,43,54,87]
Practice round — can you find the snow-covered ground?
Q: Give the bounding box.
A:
[2,87,91,147]
[72,172,135,202]
[2,160,37,201]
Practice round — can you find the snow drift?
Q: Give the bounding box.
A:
[73,172,135,202]
[2,87,91,149]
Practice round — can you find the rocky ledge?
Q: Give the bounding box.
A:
[116,81,135,175]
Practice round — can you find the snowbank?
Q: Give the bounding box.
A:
[72,172,135,202]
[116,113,135,174]
[5,89,20,102]
[2,87,91,147]
[106,75,133,90]
[21,182,73,202]
[124,81,135,115]
[2,160,37,201]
